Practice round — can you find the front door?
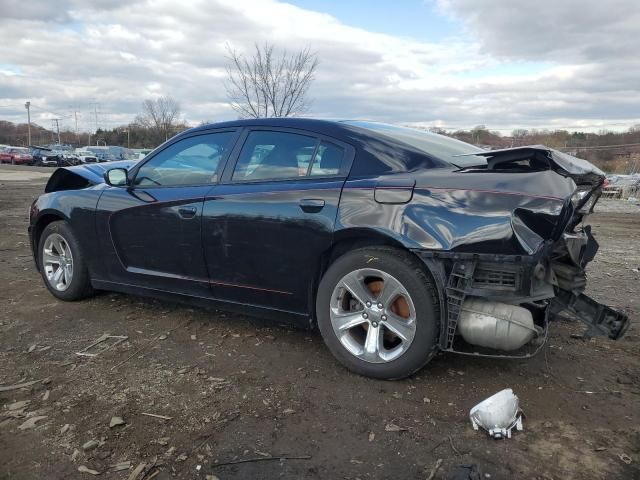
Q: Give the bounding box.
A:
[202,128,353,314]
[95,130,237,296]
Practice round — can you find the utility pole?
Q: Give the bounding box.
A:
[93,102,99,134]
[53,119,61,145]
[25,101,31,146]
[121,127,130,148]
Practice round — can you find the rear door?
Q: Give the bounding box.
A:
[202,127,354,313]
[95,130,238,296]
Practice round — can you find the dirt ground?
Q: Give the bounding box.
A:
[1,164,638,480]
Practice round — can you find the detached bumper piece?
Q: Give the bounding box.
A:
[550,290,630,340]
[470,389,523,440]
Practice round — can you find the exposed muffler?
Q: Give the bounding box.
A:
[458,298,542,351]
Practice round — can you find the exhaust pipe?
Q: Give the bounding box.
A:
[458,298,542,351]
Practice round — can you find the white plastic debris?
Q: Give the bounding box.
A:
[469,388,523,439]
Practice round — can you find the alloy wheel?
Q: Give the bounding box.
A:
[43,233,74,291]
[329,268,417,363]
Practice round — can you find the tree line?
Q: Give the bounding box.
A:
[2,118,639,173]
[438,125,640,173]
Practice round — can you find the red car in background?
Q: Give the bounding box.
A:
[0,147,34,165]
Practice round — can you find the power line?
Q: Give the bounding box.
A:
[561,142,640,151]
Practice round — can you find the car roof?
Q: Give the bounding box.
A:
[185,117,356,136]
[174,118,457,175]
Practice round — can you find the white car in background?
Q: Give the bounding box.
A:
[74,150,99,164]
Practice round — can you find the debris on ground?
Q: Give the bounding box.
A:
[78,465,101,475]
[109,416,125,428]
[618,453,632,465]
[141,412,172,421]
[384,422,407,432]
[70,449,81,462]
[470,389,523,439]
[426,458,443,480]
[75,333,128,357]
[111,461,131,471]
[17,415,47,430]
[0,379,41,392]
[210,455,312,468]
[127,462,147,480]
[6,400,30,411]
[82,439,100,451]
[446,463,483,480]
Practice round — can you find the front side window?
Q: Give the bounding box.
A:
[134,131,235,187]
[232,131,344,181]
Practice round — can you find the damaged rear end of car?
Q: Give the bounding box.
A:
[410,145,630,357]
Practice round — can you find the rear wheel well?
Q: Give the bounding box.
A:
[308,231,431,326]
[32,214,65,266]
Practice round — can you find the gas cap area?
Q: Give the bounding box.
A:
[374,178,415,204]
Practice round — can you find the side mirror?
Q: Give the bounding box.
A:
[104,168,129,187]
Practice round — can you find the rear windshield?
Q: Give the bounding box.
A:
[344,121,487,167]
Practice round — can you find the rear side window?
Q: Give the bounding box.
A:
[309,142,343,176]
[232,131,344,181]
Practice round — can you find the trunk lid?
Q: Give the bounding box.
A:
[457,145,605,188]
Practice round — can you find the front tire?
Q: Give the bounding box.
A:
[38,221,93,301]
[316,247,441,379]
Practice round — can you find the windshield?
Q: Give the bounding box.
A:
[344,121,488,167]
[12,148,30,154]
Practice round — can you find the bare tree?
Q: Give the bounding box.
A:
[225,43,318,119]
[136,96,181,143]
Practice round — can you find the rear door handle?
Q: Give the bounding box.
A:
[299,198,325,213]
[178,206,197,218]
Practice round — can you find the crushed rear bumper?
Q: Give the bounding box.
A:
[414,223,630,357]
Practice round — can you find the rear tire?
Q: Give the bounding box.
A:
[38,221,93,301]
[316,247,441,379]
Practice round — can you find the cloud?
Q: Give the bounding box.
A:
[0,0,638,134]
[438,0,640,63]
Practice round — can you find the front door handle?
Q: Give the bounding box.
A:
[178,206,197,219]
[299,198,325,213]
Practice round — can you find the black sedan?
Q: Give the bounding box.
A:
[28,119,629,379]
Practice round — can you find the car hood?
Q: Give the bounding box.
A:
[45,160,136,193]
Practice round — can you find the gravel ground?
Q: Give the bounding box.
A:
[0,165,638,480]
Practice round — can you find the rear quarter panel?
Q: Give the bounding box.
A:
[337,169,575,255]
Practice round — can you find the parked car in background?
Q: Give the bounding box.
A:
[603,174,640,199]
[0,147,34,165]
[31,147,63,167]
[27,119,629,379]
[61,153,81,166]
[74,150,99,164]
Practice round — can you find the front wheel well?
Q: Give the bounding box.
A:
[32,213,66,266]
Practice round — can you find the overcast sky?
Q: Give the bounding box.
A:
[1,0,639,133]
